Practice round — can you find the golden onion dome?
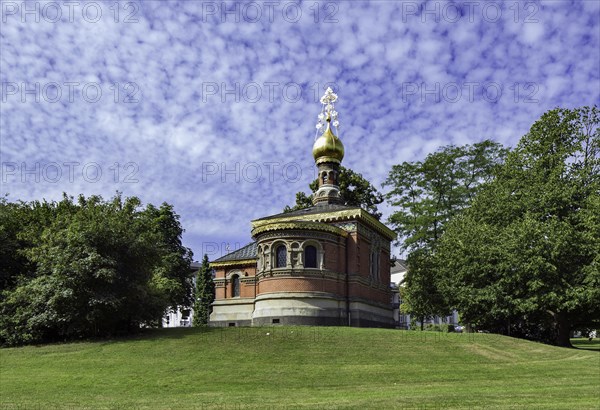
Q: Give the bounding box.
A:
[312,120,344,163]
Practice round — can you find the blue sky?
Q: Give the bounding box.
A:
[1,0,599,261]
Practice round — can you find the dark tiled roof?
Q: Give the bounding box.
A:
[391,259,408,274]
[212,242,257,263]
[254,204,361,222]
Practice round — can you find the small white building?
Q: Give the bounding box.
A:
[163,307,193,327]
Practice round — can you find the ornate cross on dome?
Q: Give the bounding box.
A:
[315,87,340,136]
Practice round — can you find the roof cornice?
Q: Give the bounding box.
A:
[251,209,396,241]
[251,220,348,239]
[210,259,256,268]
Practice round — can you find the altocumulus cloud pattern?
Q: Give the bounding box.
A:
[1,0,599,259]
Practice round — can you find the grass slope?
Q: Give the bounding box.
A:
[1,327,598,409]
[572,338,600,351]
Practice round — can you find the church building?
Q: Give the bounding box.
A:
[209,88,396,327]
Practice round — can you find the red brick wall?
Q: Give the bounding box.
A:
[323,242,341,271]
[240,280,256,298]
[349,282,391,305]
[212,223,393,307]
[358,236,371,278]
[214,265,257,299]
[346,233,359,275]
[258,277,344,295]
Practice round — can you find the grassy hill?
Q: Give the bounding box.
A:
[1,327,598,409]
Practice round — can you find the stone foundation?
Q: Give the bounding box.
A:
[209,292,393,328]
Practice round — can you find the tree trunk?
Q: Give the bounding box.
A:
[555,312,572,348]
[420,317,424,331]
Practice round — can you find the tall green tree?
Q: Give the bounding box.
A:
[400,248,448,330]
[383,141,507,322]
[0,193,194,346]
[437,106,600,346]
[284,166,384,219]
[193,254,215,327]
[143,203,194,310]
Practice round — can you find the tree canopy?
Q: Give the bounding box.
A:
[0,193,193,346]
[384,140,508,252]
[383,141,507,324]
[436,106,600,346]
[284,166,384,219]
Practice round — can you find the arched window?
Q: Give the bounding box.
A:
[304,245,318,268]
[231,275,240,297]
[276,245,287,268]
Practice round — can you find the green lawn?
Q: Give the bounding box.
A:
[572,337,600,351]
[1,327,598,409]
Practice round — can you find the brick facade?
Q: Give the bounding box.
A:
[209,208,397,328]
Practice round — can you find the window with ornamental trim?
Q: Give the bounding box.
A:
[304,245,318,268]
[231,275,240,297]
[276,245,287,268]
